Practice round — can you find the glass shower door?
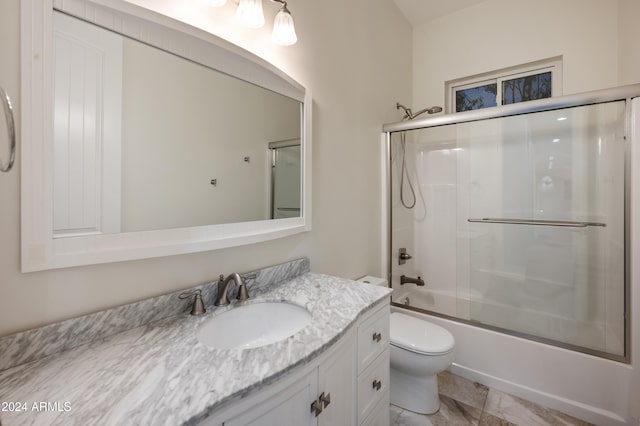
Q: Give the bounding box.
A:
[460,101,626,356]
[270,143,301,219]
[390,100,627,359]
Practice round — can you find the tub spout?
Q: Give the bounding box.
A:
[400,274,425,286]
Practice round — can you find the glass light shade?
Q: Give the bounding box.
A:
[272,9,297,46]
[235,0,265,28]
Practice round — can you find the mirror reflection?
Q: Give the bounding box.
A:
[52,11,302,237]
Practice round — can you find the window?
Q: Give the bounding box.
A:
[447,58,562,113]
[502,71,552,105]
[455,80,497,112]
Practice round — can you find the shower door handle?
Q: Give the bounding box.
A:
[467,218,606,227]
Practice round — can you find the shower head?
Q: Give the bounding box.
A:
[396,102,442,120]
[412,105,443,116]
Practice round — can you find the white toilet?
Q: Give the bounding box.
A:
[389,312,455,414]
[357,276,455,415]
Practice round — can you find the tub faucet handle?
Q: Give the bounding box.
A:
[399,248,412,265]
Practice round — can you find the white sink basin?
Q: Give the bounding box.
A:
[196,302,312,350]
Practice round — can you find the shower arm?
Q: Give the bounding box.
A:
[396,102,413,120]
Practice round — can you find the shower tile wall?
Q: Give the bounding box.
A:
[391,125,461,316]
[391,134,418,296]
[418,133,458,315]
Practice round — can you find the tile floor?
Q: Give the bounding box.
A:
[390,371,593,426]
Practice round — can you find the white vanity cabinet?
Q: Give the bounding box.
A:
[203,300,390,426]
[203,329,355,426]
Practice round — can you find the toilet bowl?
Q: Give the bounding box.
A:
[356,276,455,415]
[389,312,455,414]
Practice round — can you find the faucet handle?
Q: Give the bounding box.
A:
[237,273,255,302]
[179,289,206,315]
[237,286,249,302]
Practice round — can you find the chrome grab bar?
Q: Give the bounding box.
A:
[468,218,606,228]
[0,86,15,173]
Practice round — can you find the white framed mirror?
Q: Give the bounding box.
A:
[21,0,312,272]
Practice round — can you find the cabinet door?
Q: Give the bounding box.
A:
[318,335,356,426]
[223,368,317,426]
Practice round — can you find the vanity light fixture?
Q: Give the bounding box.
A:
[216,0,297,45]
[271,0,297,46]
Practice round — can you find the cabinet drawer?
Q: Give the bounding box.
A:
[357,305,389,373]
[360,388,390,426]
[357,348,390,422]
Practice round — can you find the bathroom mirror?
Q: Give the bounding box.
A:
[21,0,312,272]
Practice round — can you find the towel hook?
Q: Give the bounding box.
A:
[0,86,16,173]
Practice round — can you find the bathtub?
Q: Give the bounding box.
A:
[389,284,635,425]
[391,285,619,355]
[392,285,477,317]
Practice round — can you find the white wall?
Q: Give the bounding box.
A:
[0,0,412,336]
[412,0,629,111]
[618,0,640,86]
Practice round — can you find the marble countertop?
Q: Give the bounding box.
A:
[0,272,391,425]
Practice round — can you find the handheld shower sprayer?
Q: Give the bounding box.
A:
[394,101,442,211]
[396,102,442,120]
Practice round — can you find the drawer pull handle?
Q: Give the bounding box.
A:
[310,399,323,417]
[372,379,382,391]
[320,392,331,408]
[372,332,382,342]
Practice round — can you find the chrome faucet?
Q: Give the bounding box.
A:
[400,274,425,286]
[215,273,256,306]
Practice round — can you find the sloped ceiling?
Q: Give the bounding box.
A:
[393,0,489,26]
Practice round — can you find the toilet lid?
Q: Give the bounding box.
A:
[390,312,455,355]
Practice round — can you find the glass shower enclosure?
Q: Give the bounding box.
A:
[385,89,633,362]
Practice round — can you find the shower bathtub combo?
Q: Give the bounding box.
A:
[382,84,640,425]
